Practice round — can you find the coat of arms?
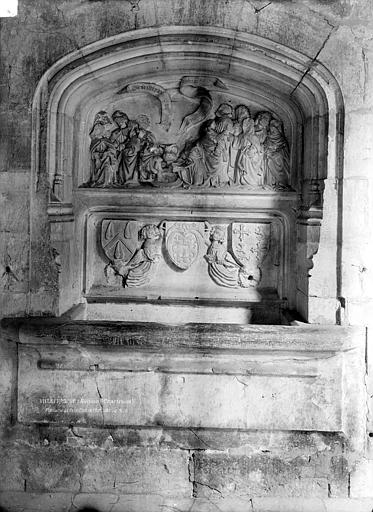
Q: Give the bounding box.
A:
[101,220,162,288]
[231,223,271,268]
[165,222,203,270]
[101,220,140,264]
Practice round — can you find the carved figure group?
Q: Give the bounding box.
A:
[103,220,270,290]
[86,101,290,190]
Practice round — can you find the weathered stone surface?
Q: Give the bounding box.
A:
[192,451,349,498]
[0,172,29,232]
[1,492,373,512]
[0,444,189,495]
[14,322,365,437]
[0,292,27,317]
[81,447,190,495]
[19,445,83,493]
[350,459,373,498]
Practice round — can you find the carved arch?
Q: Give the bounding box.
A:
[30,27,344,321]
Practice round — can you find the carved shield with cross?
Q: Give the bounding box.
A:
[165,222,203,270]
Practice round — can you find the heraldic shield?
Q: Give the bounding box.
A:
[231,223,271,268]
[165,222,203,270]
[101,220,141,263]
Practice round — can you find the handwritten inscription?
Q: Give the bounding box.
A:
[102,336,145,346]
[38,397,130,416]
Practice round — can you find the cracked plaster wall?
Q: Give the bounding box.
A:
[1,0,373,509]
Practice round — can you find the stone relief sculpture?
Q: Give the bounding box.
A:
[83,78,291,191]
[205,224,269,289]
[179,75,228,132]
[100,220,272,289]
[118,82,172,131]
[102,220,162,288]
[231,223,271,286]
[205,226,251,288]
[165,222,205,270]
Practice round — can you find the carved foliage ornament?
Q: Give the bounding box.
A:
[83,77,291,192]
[101,220,271,289]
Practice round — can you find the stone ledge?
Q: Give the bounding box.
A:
[1,492,373,512]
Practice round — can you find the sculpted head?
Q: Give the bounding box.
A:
[211,226,226,243]
[235,105,251,123]
[140,224,161,241]
[93,110,112,126]
[215,103,233,119]
[112,110,129,128]
[255,111,272,129]
[163,144,178,163]
[128,120,139,135]
[269,118,284,135]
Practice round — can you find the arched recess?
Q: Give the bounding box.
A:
[30,27,344,323]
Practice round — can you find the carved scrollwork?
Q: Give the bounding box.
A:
[83,78,292,192]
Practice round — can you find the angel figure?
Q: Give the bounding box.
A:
[123,224,162,287]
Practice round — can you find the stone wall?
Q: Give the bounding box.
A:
[1,0,373,510]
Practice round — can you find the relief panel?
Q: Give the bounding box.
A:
[87,215,284,302]
[80,77,291,193]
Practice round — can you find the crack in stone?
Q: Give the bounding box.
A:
[108,495,120,512]
[93,373,105,425]
[69,425,83,439]
[189,428,211,448]
[290,25,337,96]
[235,376,248,387]
[323,17,336,30]
[194,480,223,496]
[188,451,196,497]
[246,0,271,14]
[254,2,272,14]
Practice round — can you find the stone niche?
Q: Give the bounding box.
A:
[31,27,343,323]
[5,27,365,508]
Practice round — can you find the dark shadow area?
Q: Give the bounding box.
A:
[77,508,101,512]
